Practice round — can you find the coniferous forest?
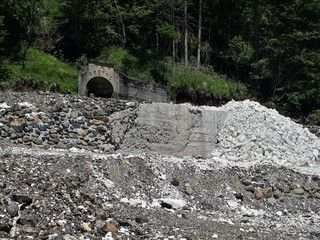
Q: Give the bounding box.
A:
[0,0,319,117]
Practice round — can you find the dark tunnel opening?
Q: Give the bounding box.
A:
[87,77,114,98]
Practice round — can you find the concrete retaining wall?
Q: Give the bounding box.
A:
[118,73,167,102]
[119,103,228,157]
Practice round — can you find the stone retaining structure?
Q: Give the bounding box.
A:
[0,92,227,157]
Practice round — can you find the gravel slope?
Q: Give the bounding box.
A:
[0,91,319,240]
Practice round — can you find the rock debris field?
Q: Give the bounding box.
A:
[0,91,320,240]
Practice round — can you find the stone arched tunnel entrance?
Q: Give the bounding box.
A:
[78,61,120,98]
[78,60,168,102]
[87,77,114,98]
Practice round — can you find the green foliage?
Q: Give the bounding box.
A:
[233,0,320,115]
[250,58,272,80]
[74,54,88,71]
[0,16,5,45]
[98,47,170,83]
[286,88,320,115]
[228,36,254,65]
[156,21,181,41]
[3,48,78,93]
[0,57,8,81]
[99,46,248,98]
[263,101,277,110]
[0,16,9,80]
[55,0,125,59]
[40,0,61,32]
[3,0,42,52]
[98,47,134,70]
[311,109,320,119]
[167,65,248,98]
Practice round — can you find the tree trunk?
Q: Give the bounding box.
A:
[113,0,126,46]
[172,40,176,71]
[171,0,176,70]
[22,26,32,69]
[197,0,202,69]
[156,33,159,51]
[22,42,28,69]
[253,0,260,61]
[184,0,188,67]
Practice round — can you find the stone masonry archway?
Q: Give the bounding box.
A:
[78,60,167,102]
[87,77,114,97]
[78,61,119,97]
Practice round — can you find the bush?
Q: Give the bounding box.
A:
[98,47,132,70]
[311,109,320,119]
[263,101,277,110]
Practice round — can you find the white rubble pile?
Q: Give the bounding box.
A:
[211,100,320,166]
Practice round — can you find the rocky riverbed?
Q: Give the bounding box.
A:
[0,91,320,239]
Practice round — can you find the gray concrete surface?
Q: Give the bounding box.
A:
[120,103,228,157]
[118,73,167,103]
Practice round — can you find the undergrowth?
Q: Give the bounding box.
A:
[98,47,168,83]
[311,109,320,119]
[1,48,78,93]
[166,65,248,98]
[98,46,248,99]
[1,46,248,100]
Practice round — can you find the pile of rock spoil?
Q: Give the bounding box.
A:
[211,100,320,169]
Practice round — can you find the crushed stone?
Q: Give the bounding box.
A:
[210,100,320,172]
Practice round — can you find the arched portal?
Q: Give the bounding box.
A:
[86,77,114,98]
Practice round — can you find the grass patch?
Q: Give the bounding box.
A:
[3,48,78,93]
[167,65,248,98]
[311,109,320,118]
